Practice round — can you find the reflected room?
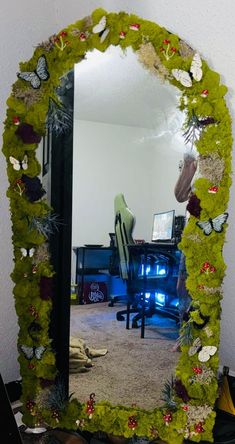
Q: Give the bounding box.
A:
[43,45,193,410]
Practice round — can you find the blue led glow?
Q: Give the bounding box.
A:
[155,292,165,306]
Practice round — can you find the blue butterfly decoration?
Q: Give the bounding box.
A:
[19,345,47,360]
[17,55,49,89]
[196,213,228,235]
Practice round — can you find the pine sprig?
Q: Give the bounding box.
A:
[47,97,73,135]
[183,112,216,147]
[178,320,194,346]
[161,378,177,411]
[30,213,62,238]
[39,377,73,411]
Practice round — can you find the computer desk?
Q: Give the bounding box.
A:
[127,241,180,338]
[73,245,114,304]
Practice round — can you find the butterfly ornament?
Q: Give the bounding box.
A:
[21,247,35,258]
[196,213,228,235]
[19,345,47,360]
[188,337,202,356]
[172,53,203,87]
[17,55,49,89]
[9,155,28,171]
[198,346,217,363]
[92,16,110,43]
[188,338,217,362]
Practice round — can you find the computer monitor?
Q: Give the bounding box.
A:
[151,210,175,242]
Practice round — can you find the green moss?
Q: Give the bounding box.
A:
[1,9,233,444]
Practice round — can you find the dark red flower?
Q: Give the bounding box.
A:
[40,276,54,300]
[174,379,190,402]
[15,123,41,144]
[186,193,201,218]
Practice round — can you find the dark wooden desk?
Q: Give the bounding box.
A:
[127,242,180,337]
[73,245,114,304]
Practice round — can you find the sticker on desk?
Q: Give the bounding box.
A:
[83,282,107,304]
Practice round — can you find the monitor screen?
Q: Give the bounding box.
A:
[151,210,175,242]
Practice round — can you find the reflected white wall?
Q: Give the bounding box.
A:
[72,119,186,247]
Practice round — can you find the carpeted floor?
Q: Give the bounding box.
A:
[69,302,180,411]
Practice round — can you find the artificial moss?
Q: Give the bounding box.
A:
[1,9,233,444]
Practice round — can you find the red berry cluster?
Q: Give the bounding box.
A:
[26,400,36,412]
[160,39,177,55]
[193,366,203,375]
[86,393,95,418]
[200,261,216,274]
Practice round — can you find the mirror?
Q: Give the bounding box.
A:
[2,9,232,443]
[70,45,187,410]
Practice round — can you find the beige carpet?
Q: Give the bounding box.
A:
[70,302,180,411]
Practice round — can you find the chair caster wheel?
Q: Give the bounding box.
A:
[116,314,125,321]
[108,300,114,307]
[132,321,139,329]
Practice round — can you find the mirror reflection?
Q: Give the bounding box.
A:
[69,46,189,410]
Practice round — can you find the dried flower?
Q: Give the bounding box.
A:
[190,364,215,385]
[34,243,50,264]
[199,153,225,185]
[36,35,56,51]
[137,42,170,82]
[179,40,195,58]
[12,85,43,108]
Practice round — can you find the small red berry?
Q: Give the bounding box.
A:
[208,185,218,193]
[12,116,20,125]
[163,413,172,423]
[182,405,189,411]
[119,31,126,39]
[79,32,86,41]
[201,89,209,97]
[195,422,204,433]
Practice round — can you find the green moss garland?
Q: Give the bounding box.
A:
[2,9,233,444]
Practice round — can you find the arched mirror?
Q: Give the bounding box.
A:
[2,9,232,444]
[69,45,186,409]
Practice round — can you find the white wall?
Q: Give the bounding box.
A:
[0,0,57,383]
[72,120,184,246]
[1,0,235,381]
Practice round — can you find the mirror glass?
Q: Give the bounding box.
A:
[69,46,188,410]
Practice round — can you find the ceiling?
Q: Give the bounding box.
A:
[74,45,186,151]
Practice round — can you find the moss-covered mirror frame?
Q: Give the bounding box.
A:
[2,8,232,444]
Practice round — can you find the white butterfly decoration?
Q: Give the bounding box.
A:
[21,247,35,258]
[172,53,203,87]
[198,346,217,363]
[20,345,47,360]
[9,155,28,171]
[92,16,110,43]
[196,213,228,235]
[17,55,49,89]
[188,337,202,357]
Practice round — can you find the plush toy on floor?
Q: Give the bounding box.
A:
[69,336,108,373]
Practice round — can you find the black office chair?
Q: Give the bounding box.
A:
[114,193,179,338]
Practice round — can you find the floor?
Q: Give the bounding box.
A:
[69,301,179,410]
